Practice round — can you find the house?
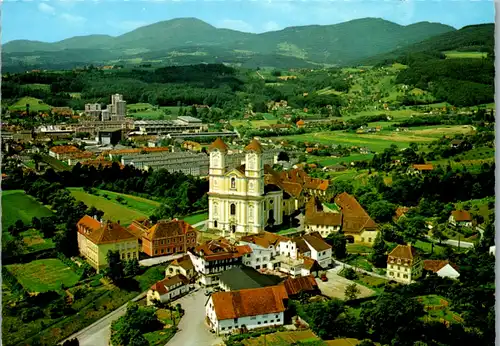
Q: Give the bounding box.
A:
[146,274,190,305]
[296,120,305,128]
[386,244,423,284]
[239,231,289,270]
[334,192,379,245]
[49,145,81,160]
[423,260,460,279]
[218,266,283,291]
[205,285,288,335]
[76,216,140,272]
[141,219,198,257]
[280,275,320,298]
[301,232,332,268]
[304,197,342,238]
[449,210,473,228]
[393,206,411,222]
[407,164,434,175]
[188,238,252,286]
[166,255,196,280]
[322,164,347,172]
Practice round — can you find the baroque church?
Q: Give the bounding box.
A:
[207,138,329,235]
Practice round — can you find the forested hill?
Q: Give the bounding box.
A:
[3,17,455,70]
[360,23,494,66]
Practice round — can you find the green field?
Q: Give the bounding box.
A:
[25,84,50,91]
[231,119,279,128]
[93,189,161,215]
[444,51,487,59]
[307,153,374,166]
[7,259,80,292]
[68,188,149,225]
[8,96,52,112]
[127,103,180,119]
[20,229,56,252]
[181,211,208,225]
[2,190,54,231]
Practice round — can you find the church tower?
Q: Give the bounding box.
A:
[207,138,228,231]
[244,139,264,196]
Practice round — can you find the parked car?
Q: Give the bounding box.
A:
[320,273,328,282]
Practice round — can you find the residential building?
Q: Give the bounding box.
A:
[205,285,288,335]
[301,233,332,268]
[188,238,252,286]
[407,164,434,175]
[334,192,379,245]
[146,274,190,305]
[386,244,423,284]
[304,197,342,238]
[280,275,320,298]
[239,231,289,270]
[76,216,140,272]
[142,219,198,257]
[449,210,473,228]
[49,145,81,160]
[423,260,460,279]
[218,266,283,291]
[166,255,196,281]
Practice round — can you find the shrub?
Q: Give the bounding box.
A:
[344,267,358,280]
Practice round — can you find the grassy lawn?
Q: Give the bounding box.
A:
[455,196,494,223]
[143,309,181,345]
[181,211,208,225]
[346,255,373,272]
[68,188,148,225]
[417,295,462,324]
[8,96,52,112]
[242,330,321,346]
[21,228,56,252]
[307,153,374,166]
[347,244,373,254]
[93,189,161,215]
[24,83,51,91]
[276,228,302,236]
[231,119,279,128]
[6,259,80,292]
[127,103,180,119]
[2,190,54,231]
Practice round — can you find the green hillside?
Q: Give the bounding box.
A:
[2,17,456,70]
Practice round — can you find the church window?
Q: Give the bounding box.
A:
[214,221,218,228]
[230,204,236,215]
[230,177,236,189]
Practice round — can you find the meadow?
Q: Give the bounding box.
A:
[444,51,487,59]
[93,189,161,215]
[2,190,54,231]
[127,103,180,119]
[6,259,80,292]
[307,153,374,166]
[68,188,149,225]
[8,96,52,112]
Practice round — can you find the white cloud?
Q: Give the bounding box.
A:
[217,19,254,33]
[263,21,280,32]
[59,13,87,24]
[38,3,56,15]
[106,20,151,31]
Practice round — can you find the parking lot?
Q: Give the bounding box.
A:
[315,265,375,300]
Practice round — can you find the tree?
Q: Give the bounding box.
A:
[358,340,376,346]
[344,283,361,301]
[370,232,387,267]
[124,258,140,277]
[304,300,346,339]
[367,200,396,223]
[62,338,79,346]
[432,224,449,245]
[326,232,347,259]
[106,250,124,282]
[31,216,41,229]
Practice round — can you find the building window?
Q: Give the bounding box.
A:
[230,177,236,189]
[403,274,408,279]
[264,320,268,324]
[214,221,218,228]
[230,204,236,216]
[257,322,261,325]
[155,250,158,255]
[368,238,372,242]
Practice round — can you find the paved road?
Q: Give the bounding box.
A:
[425,235,474,249]
[166,289,222,346]
[60,292,147,346]
[139,254,184,267]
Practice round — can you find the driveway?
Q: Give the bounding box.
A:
[166,289,222,346]
[316,266,374,300]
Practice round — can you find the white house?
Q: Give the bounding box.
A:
[205,285,288,335]
[302,233,332,268]
[449,210,473,228]
[386,244,423,284]
[239,232,288,270]
[188,238,252,286]
[423,260,460,279]
[165,255,196,280]
[146,274,190,305]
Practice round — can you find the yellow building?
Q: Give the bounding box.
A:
[386,244,423,284]
[77,215,140,272]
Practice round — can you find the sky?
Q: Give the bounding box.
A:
[2,0,495,43]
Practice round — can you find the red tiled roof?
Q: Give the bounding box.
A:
[305,197,342,226]
[50,145,80,154]
[245,139,263,153]
[240,231,290,249]
[77,215,101,232]
[302,233,331,252]
[394,206,410,220]
[281,275,318,296]
[387,244,417,262]
[170,255,194,271]
[150,274,189,295]
[423,260,459,273]
[334,192,377,234]
[210,285,288,320]
[79,219,137,245]
[194,238,252,261]
[451,210,472,222]
[412,164,434,171]
[144,219,197,241]
[208,138,228,153]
